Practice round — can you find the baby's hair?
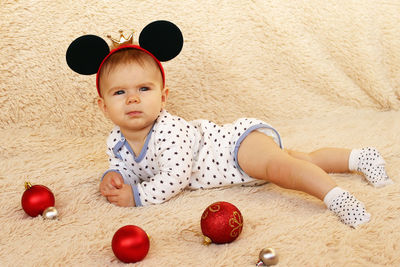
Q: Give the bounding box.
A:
[98,48,163,94]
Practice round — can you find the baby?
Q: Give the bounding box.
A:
[97,45,393,228]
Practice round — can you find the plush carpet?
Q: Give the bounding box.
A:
[1,0,399,266]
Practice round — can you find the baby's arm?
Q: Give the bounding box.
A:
[131,121,195,206]
[100,120,195,207]
[99,130,141,206]
[132,141,193,206]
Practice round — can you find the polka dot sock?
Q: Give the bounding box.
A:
[324,187,371,228]
[348,147,393,187]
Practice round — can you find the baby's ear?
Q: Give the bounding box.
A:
[97,97,108,117]
[66,35,110,75]
[161,87,169,108]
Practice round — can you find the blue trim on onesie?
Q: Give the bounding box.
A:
[112,141,124,160]
[131,184,143,207]
[233,124,283,173]
[114,124,155,163]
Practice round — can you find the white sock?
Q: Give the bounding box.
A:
[324,187,371,228]
[348,147,393,187]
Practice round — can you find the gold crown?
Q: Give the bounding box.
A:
[107,30,135,49]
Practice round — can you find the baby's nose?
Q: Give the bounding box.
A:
[127,94,140,104]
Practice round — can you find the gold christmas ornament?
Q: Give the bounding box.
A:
[42,206,59,220]
[256,248,279,266]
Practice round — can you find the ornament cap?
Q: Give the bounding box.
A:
[24,182,32,190]
[203,236,212,245]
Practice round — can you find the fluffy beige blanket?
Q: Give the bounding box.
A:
[1,1,399,266]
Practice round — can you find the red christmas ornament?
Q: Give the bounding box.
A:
[21,182,55,217]
[200,201,244,244]
[112,225,150,263]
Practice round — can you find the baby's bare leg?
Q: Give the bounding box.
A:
[288,147,393,187]
[237,131,336,200]
[286,148,351,173]
[237,131,370,227]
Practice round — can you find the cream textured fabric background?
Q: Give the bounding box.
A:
[1,1,400,266]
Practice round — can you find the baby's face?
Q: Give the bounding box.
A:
[98,61,167,134]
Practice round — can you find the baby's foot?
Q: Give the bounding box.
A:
[324,187,371,228]
[349,147,393,187]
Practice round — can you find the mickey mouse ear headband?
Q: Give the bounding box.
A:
[66,20,183,96]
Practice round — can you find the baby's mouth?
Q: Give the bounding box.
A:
[127,111,142,116]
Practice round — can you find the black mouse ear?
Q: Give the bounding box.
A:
[139,20,183,62]
[66,35,110,75]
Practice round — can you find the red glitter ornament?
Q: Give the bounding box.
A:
[200,201,244,244]
[112,225,150,263]
[21,182,55,217]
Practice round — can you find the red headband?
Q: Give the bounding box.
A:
[95,45,165,97]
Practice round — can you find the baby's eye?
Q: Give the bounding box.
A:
[114,90,125,95]
[139,87,149,92]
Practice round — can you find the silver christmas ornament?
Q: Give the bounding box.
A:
[42,206,58,220]
[256,248,278,266]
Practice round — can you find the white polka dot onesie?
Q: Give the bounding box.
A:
[102,109,283,206]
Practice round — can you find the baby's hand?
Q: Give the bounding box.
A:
[99,172,135,207]
[100,171,123,196]
[105,184,135,207]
